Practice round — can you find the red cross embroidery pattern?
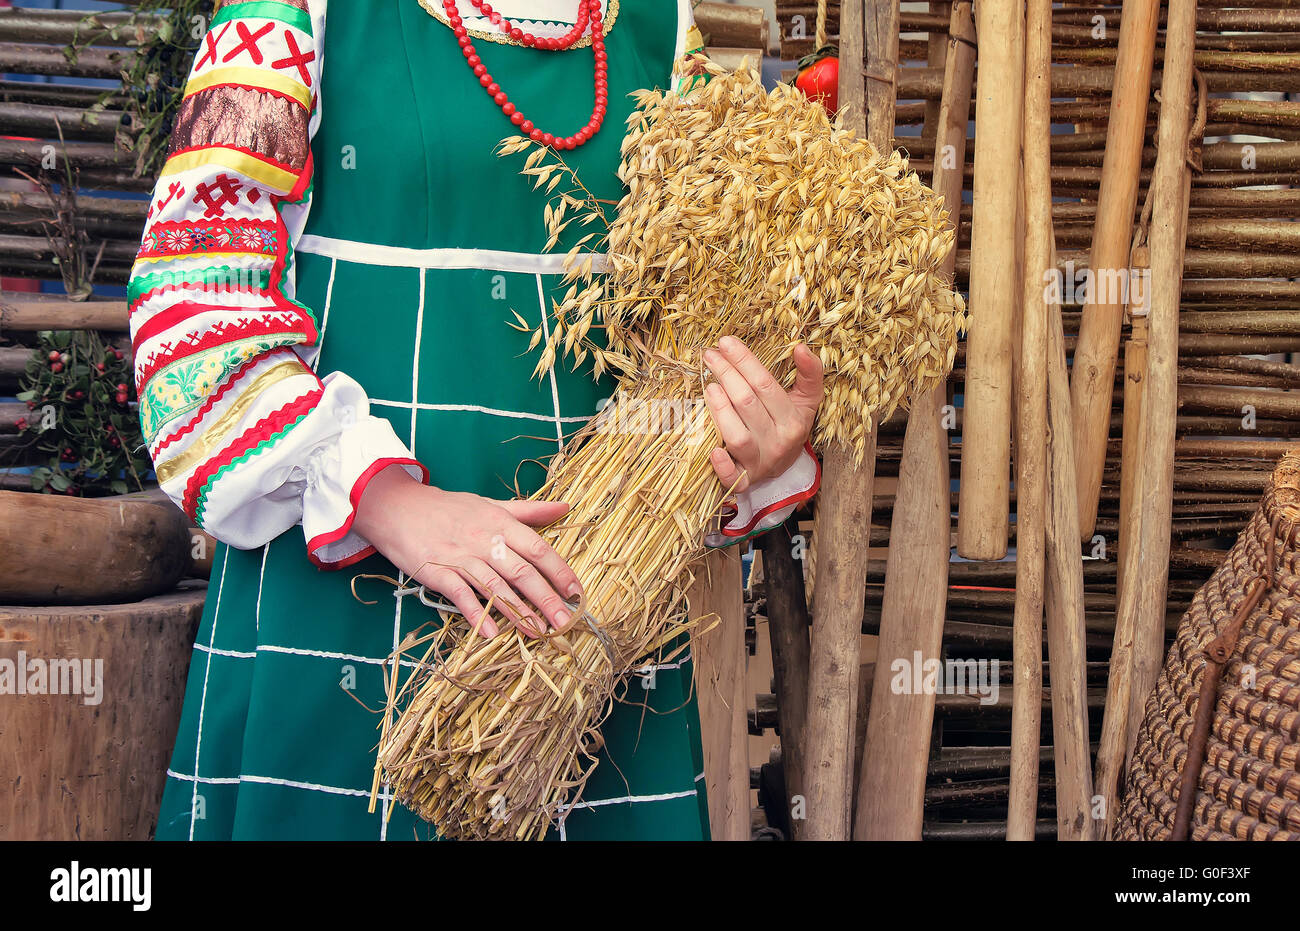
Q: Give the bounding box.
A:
[222,21,275,66]
[193,174,244,218]
[150,180,187,219]
[196,22,232,69]
[271,30,315,86]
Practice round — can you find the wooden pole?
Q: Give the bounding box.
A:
[804,0,877,842]
[689,548,751,841]
[1093,248,1149,838]
[1044,228,1097,841]
[755,524,810,838]
[956,0,1023,559]
[1068,0,1160,539]
[854,0,972,841]
[1008,0,1051,842]
[1124,0,1199,762]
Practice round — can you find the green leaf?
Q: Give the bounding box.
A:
[15,390,34,402]
[49,473,70,492]
[111,479,128,495]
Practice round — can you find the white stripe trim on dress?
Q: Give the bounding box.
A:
[370,397,593,423]
[191,640,685,675]
[296,234,608,275]
[189,545,230,840]
[168,768,697,812]
[310,255,338,372]
[558,787,698,813]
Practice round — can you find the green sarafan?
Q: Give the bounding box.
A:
[373,60,965,842]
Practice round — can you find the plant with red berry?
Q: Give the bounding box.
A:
[7,330,149,496]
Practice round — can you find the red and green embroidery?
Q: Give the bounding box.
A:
[184,388,323,524]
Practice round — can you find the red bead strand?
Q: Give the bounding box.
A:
[443,0,608,150]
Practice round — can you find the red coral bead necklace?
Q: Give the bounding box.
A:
[442,0,609,150]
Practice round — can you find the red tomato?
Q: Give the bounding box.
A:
[795,54,839,112]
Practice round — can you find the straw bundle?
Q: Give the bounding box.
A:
[372,60,965,840]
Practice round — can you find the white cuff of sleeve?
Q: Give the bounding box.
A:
[302,403,426,569]
[704,443,821,548]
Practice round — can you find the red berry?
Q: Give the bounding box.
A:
[48,350,60,362]
[116,383,128,392]
[113,349,123,360]
[15,418,26,431]
[51,362,63,373]
[96,362,106,373]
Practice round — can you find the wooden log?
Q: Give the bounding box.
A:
[0,344,31,379]
[1068,0,1159,540]
[924,819,1058,840]
[755,524,811,837]
[0,490,192,605]
[0,293,128,332]
[855,0,970,842]
[1044,230,1096,841]
[0,42,133,80]
[805,0,877,842]
[0,137,132,172]
[956,0,1022,559]
[1177,383,1300,420]
[1008,0,1050,843]
[1180,354,1300,386]
[694,2,770,51]
[0,584,205,839]
[689,547,750,841]
[1122,0,1198,771]
[0,79,128,108]
[0,7,156,47]
[0,101,129,142]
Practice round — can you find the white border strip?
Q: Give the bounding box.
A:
[370,398,593,424]
[296,234,608,275]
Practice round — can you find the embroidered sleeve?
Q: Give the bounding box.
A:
[672,3,709,93]
[131,0,424,569]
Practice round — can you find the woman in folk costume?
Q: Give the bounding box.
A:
[135,0,824,841]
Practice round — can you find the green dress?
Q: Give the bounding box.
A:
[142,0,710,840]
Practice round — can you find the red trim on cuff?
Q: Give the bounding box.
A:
[306,456,429,570]
[718,442,821,539]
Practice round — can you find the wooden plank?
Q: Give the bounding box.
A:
[854,0,968,842]
[689,547,750,841]
[804,0,876,842]
[955,0,1024,559]
[1122,0,1199,771]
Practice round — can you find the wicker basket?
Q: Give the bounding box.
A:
[1115,451,1300,841]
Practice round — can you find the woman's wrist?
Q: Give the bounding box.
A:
[354,462,429,541]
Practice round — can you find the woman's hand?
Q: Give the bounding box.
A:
[353,465,583,638]
[702,336,824,492]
